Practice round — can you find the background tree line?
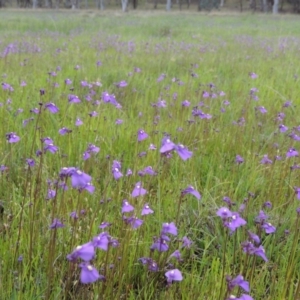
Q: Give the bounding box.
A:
[0,0,299,15]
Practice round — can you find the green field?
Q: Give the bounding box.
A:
[0,10,300,299]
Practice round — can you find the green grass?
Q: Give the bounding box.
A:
[0,10,300,300]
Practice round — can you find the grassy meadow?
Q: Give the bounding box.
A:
[1,10,300,299]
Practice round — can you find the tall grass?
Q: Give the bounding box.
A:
[0,11,300,299]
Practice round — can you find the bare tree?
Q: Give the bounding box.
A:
[121,0,128,11]
[166,0,171,10]
[273,0,279,13]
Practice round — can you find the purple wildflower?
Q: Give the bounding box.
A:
[227,275,250,292]
[6,132,20,143]
[235,155,244,164]
[79,263,103,284]
[67,242,95,262]
[286,148,298,158]
[137,129,148,142]
[122,200,134,213]
[160,136,176,153]
[165,269,183,283]
[181,186,201,200]
[45,103,59,114]
[131,182,147,197]
[71,169,92,189]
[93,232,110,251]
[162,222,178,236]
[141,204,154,215]
[59,127,72,135]
[75,118,83,126]
[49,218,65,229]
[68,94,81,103]
[260,155,272,165]
[175,144,193,160]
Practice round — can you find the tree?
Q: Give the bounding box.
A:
[166,0,171,10]
[273,0,279,13]
[121,0,128,11]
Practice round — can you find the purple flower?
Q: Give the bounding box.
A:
[162,222,177,236]
[165,269,183,283]
[49,218,65,229]
[149,143,157,150]
[286,148,298,158]
[141,204,154,215]
[257,106,267,114]
[255,210,268,223]
[216,207,232,219]
[261,222,276,234]
[75,118,83,126]
[249,72,258,79]
[83,182,95,194]
[79,263,104,284]
[71,169,92,189]
[235,155,244,164]
[227,275,250,292]
[247,231,260,244]
[138,257,159,272]
[181,100,190,107]
[122,200,134,213]
[151,237,169,252]
[242,242,268,262]
[260,155,272,165]
[0,165,8,173]
[131,182,147,198]
[115,80,127,88]
[157,73,166,82]
[181,186,201,200]
[279,124,288,133]
[47,189,56,200]
[115,119,123,125]
[89,111,98,117]
[68,94,81,103]
[99,222,111,229]
[59,127,72,135]
[227,295,253,300]
[227,212,247,232]
[143,166,157,176]
[112,167,123,180]
[67,242,95,262]
[44,144,59,154]
[160,136,176,153]
[169,250,182,262]
[65,78,72,85]
[26,158,35,167]
[294,187,300,199]
[126,168,133,176]
[137,129,148,142]
[124,216,143,229]
[181,236,192,248]
[93,232,110,251]
[175,144,193,161]
[6,132,20,143]
[45,102,59,114]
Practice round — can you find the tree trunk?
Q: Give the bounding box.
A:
[262,0,267,11]
[121,0,128,11]
[153,0,157,8]
[32,0,38,8]
[250,0,256,11]
[133,0,137,9]
[71,0,77,9]
[272,0,279,13]
[220,0,224,7]
[98,0,104,9]
[166,0,171,10]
